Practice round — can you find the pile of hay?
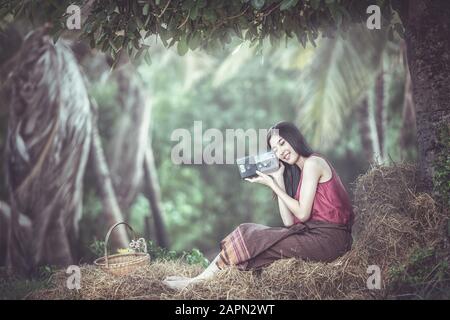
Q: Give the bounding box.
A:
[28,164,449,300]
[26,261,204,300]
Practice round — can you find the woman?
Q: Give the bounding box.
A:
[163,121,354,290]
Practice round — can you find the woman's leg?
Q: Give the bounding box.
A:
[244,227,352,269]
[163,255,220,290]
[194,254,220,280]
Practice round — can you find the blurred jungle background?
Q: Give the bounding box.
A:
[0,0,448,299]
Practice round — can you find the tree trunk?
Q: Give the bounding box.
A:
[374,70,386,162]
[141,93,169,248]
[105,66,150,219]
[395,0,450,191]
[367,85,383,165]
[89,102,129,250]
[76,48,161,248]
[143,146,169,248]
[356,98,374,163]
[0,201,31,266]
[399,42,417,158]
[5,29,91,275]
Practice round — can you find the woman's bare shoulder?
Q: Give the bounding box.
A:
[306,155,325,166]
[304,156,323,171]
[307,155,332,181]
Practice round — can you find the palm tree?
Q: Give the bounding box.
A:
[294,25,401,164]
[211,25,410,164]
[298,27,388,161]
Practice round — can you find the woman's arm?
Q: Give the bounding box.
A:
[271,159,321,222]
[273,177,295,227]
[250,159,322,224]
[263,163,295,226]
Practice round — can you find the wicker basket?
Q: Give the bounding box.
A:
[94,222,150,276]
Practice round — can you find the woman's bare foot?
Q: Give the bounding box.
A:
[162,278,193,290]
[162,277,204,291]
[163,275,191,281]
[162,255,220,291]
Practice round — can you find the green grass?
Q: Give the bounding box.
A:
[0,267,53,300]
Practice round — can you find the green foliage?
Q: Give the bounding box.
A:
[128,30,409,252]
[77,189,105,262]
[129,194,151,235]
[0,277,50,300]
[433,124,450,207]
[388,247,450,299]
[88,239,209,268]
[0,0,395,64]
[147,241,209,267]
[89,239,106,258]
[0,267,52,299]
[184,248,210,267]
[0,0,417,271]
[146,240,178,261]
[37,265,58,279]
[295,23,408,152]
[137,43,300,251]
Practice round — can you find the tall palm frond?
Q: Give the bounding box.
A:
[296,26,388,149]
[212,41,255,87]
[211,38,315,87]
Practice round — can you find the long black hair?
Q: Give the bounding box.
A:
[267,121,314,198]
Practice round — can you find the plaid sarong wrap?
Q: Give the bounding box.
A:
[217,224,252,268]
[215,221,352,270]
[216,222,311,269]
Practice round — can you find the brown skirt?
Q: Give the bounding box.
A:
[216,220,352,270]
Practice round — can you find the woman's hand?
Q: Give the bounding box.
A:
[268,162,285,183]
[245,171,275,188]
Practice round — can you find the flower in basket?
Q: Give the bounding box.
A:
[129,238,147,253]
[117,248,133,254]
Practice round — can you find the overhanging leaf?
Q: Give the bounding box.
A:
[280,0,299,11]
[177,34,189,55]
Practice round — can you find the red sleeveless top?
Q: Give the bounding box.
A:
[293,154,354,227]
